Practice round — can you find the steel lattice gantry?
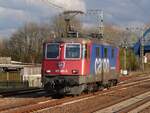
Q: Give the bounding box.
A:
[133,28,150,55]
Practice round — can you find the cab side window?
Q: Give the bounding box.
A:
[104,48,108,58]
[111,48,115,58]
[96,47,100,58]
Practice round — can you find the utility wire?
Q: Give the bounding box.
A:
[43,0,64,10]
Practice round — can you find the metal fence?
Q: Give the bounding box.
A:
[0,65,41,89]
[0,72,21,81]
[0,71,29,89]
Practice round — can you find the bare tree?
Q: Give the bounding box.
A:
[6,22,51,63]
[2,13,82,63]
[82,24,123,45]
[104,24,123,45]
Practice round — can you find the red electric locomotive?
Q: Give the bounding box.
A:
[42,37,120,95]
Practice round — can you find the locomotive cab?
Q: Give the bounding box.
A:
[43,42,89,76]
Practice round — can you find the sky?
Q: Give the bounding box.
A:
[0,0,150,38]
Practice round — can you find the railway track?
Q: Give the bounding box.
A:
[94,91,150,113]
[0,88,45,97]
[0,88,52,112]
[0,73,150,113]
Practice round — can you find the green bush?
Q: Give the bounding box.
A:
[120,48,139,71]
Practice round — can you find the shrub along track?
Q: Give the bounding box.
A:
[0,73,150,113]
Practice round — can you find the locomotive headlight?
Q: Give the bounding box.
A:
[46,70,51,73]
[72,70,79,74]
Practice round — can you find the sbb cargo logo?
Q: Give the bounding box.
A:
[95,58,110,74]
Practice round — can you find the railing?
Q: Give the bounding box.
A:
[0,72,29,89]
[0,72,21,81]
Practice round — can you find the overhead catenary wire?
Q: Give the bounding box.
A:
[42,0,64,11]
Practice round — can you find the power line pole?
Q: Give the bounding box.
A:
[140,31,144,71]
[99,10,104,38]
[87,9,104,39]
[121,37,128,75]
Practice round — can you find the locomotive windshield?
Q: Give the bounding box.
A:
[65,43,81,59]
[46,43,59,59]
